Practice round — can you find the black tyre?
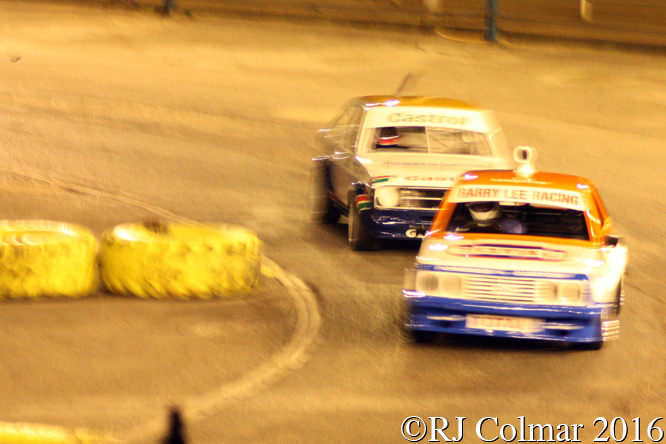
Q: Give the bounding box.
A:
[348,202,377,251]
[576,340,604,351]
[308,162,340,224]
[409,329,437,344]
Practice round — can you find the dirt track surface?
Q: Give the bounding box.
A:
[1,2,666,443]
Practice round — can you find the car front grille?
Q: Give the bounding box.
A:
[416,272,590,305]
[400,188,446,209]
[463,275,554,304]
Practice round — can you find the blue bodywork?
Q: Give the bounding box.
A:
[360,207,437,240]
[336,185,439,240]
[403,292,610,344]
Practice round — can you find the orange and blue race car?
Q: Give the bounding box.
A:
[402,147,628,349]
[308,96,514,251]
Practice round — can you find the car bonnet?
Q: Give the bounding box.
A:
[417,235,604,277]
[357,153,511,188]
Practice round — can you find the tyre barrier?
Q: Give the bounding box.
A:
[0,422,109,444]
[99,220,263,299]
[0,220,98,299]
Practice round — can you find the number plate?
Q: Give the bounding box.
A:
[466,314,543,333]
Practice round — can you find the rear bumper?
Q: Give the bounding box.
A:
[403,293,619,343]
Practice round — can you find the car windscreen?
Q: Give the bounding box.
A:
[371,126,493,155]
[446,202,590,241]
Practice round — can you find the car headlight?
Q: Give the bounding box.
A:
[439,274,462,295]
[375,187,401,208]
[541,281,558,301]
[416,272,439,294]
[415,272,462,296]
[557,281,582,302]
[540,280,584,304]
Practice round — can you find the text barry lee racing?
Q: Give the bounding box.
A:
[402,416,586,442]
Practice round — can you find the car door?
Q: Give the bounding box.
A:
[328,104,365,207]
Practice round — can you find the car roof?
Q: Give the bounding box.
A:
[457,170,596,192]
[356,96,485,111]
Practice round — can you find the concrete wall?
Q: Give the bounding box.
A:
[23,0,666,47]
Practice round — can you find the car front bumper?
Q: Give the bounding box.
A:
[361,208,438,240]
[402,292,619,344]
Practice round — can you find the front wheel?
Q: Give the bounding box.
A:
[407,328,437,344]
[575,340,604,351]
[348,203,377,251]
[308,162,340,224]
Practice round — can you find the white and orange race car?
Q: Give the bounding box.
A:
[402,147,628,349]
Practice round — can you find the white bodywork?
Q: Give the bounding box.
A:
[358,154,509,188]
[354,106,514,209]
[416,231,628,306]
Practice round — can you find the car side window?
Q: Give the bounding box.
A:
[345,106,363,152]
[328,105,362,152]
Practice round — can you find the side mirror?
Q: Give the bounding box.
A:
[315,128,329,142]
[604,235,620,247]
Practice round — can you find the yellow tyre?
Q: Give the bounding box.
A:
[0,422,109,444]
[99,221,262,299]
[0,220,98,299]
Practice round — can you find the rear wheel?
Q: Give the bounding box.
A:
[308,162,340,224]
[348,203,377,251]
